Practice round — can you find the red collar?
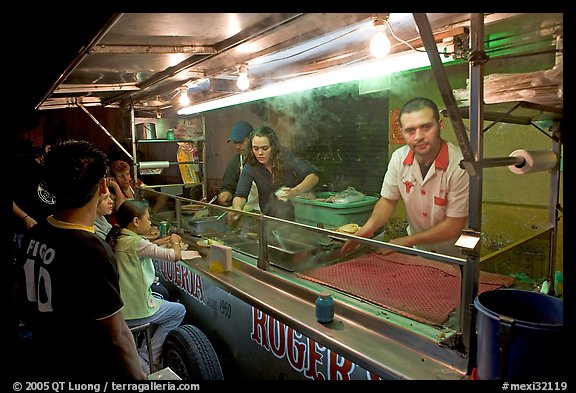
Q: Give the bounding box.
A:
[402,141,449,170]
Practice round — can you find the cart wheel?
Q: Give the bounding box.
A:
[162,324,224,380]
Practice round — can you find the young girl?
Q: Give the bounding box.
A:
[107,200,192,374]
[94,186,114,240]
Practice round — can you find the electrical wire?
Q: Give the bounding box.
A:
[258,25,366,65]
[385,19,425,53]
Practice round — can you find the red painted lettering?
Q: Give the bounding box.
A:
[328,350,354,380]
[268,318,287,359]
[251,307,269,349]
[286,330,307,371]
[304,339,324,380]
[194,272,204,303]
[158,261,204,304]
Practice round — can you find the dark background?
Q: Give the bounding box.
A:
[12,12,114,124]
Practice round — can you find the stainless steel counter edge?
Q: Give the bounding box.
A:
[178,256,468,380]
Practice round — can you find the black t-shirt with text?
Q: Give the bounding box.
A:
[15,221,127,378]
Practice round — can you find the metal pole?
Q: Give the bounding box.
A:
[547,121,562,295]
[462,13,487,369]
[130,105,140,200]
[76,103,133,162]
[481,156,524,168]
[412,13,478,177]
[201,113,207,201]
[257,213,270,271]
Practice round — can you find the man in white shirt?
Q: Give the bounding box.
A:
[343,97,469,257]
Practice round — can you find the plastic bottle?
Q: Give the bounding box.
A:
[315,291,334,324]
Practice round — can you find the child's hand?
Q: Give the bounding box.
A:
[170,233,182,244]
[152,236,171,245]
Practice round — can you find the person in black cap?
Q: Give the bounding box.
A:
[217,121,260,211]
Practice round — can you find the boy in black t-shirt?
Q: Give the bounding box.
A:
[13,139,147,380]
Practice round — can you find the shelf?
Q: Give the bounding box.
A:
[141,183,202,189]
[442,101,562,125]
[128,137,205,143]
[130,114,207,201]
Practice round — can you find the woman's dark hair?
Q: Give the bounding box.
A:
[246,126,287,187]
[106,200,149,250]
[42,139,109,209]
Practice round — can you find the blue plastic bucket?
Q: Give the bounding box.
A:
[474,289,563,380]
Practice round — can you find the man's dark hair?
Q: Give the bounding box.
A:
[42,139,109,209]
[398,97,441,127]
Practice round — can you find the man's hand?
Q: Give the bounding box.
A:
[341,227,373,255]
[217,191,233,206]
[226,211,240,225]
[375,237,411,256]
[341,238,360,255]
[375,248,393,256]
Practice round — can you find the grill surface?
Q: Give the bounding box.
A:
[299,251,514,326]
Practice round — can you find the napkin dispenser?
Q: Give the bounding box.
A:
[208,244,232,273]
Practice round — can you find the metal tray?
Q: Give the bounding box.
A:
[226,238,318,272]
[186,215,227,235]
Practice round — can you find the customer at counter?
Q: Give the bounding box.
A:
[95,177,127,239]
[217,120,260,212]
[13,139,146,379]
[96,191,171,300]
[342,97,469,258]
[12,138,57,245]
[94,186,114,239]
[108,159,167,223]
[106,200,189,374]
[106,160,136,225]
[231,126,319,220]
[111,160,136,199]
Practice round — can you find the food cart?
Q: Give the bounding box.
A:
[32,12,563,380]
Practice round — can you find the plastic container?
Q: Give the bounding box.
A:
[474,289,564,380]
[292,192,378,228]
[315,291,334,324]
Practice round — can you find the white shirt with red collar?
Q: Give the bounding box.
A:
[381,140,469,257]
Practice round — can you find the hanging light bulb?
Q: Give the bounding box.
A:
[370,17,391,58]
[179,86,190,106]
[236,64,250,91]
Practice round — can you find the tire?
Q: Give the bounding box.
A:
[163,324,224,380]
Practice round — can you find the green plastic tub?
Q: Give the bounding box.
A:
[292,192,378,228]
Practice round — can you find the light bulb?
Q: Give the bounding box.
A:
[236,65,250,91]
[179,86,190,106]
[370,19,391,58]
